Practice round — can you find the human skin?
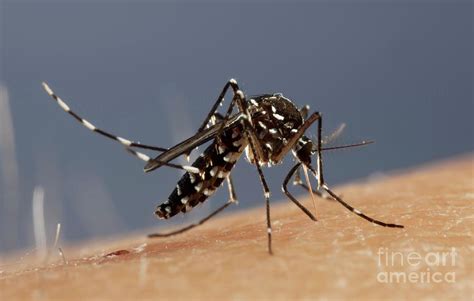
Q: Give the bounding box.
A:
[0,155,472,300]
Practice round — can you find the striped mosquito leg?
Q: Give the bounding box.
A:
[235,93,274,254]
[245,135,273,254]
[282,163,318,221]
[148,201,233,237]
[213,84,243,146]
[309,114,403,228]
[41,82,167,152]
[257,164,273,255]
[321,183,404,228]
[316,112,324,188]
[176,79,241,161]
[197,78,240,132]
[124,147,201,174]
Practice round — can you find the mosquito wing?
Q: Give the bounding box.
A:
[144,113,245,173]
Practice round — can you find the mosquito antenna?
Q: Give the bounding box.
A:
[302,164,317,214]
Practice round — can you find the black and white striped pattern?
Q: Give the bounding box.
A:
[321,183,404,228]
[41,82,200,173]
[155,122,247,219]
[42,82,152,149]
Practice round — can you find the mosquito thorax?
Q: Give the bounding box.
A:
[245,93,304,165]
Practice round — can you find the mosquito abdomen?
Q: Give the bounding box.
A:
[155,124,247,219]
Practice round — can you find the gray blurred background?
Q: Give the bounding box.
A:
[0,1,472,254]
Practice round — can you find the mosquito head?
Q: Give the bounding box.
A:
[292,135,313,166]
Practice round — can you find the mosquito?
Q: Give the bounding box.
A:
[42,79,403,254]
